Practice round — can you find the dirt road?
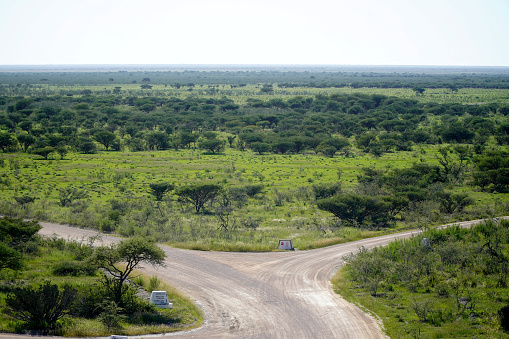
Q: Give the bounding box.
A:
[22,219,502,338]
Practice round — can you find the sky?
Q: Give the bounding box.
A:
[0,0,508,66]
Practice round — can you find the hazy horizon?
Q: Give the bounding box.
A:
[1,0,508,67]
[2,64,509,70]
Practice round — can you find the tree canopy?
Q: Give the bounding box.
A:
[92,237,165,304]
[175,183,223,213]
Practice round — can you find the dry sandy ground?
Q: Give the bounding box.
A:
[1,218,502,339]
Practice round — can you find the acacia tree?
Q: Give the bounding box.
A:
[250,142,271,155]
[16,133,36,152]
[198,138,225,153]
[94,131,117,150]
[175,183,222,213]
[316,193,391,228]
[75,137,97,154]
[58,187,88,207]
[436,146,471,183]
[92,237,165,304]
[149,182,174,201]
[32,146,55,160]
[412,86,426,96]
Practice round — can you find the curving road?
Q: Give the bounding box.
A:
[6,218,503,338]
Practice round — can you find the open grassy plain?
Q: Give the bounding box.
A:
[3,83,509,105]
[1,144,507,251]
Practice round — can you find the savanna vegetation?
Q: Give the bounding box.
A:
[1,67,509,250]
[0,65,508,336]
[333,219,509,338]
[0,217,202,336]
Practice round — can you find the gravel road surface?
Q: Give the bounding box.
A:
[2,218,503,339]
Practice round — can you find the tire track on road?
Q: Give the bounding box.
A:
[9,217,505,338]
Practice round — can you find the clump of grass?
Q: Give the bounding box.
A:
[148,276,161,292]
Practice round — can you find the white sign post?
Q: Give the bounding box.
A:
[150,291,173,309]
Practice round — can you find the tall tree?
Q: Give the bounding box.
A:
[16,133,36,152]
[94,131,117,150]
[32,146,55,160]
[175,184,222,213]
[198,139,225,153]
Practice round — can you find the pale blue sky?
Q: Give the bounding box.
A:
[0,0,507,66]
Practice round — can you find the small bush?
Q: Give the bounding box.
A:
[148,276,161,292]
[97,301,126,331]
[500,305,509,332]
[71,284,107,318]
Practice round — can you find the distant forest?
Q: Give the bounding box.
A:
[1,65,509,88]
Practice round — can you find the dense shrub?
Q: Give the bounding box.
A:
[52,260,97,276]
[5,281,77,331]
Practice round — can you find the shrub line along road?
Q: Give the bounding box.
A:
[1,218,505,339]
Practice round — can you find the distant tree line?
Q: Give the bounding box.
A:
[1,67,509,88]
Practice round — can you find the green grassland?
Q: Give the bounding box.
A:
[1,143,507,251]
[5,83,509,105]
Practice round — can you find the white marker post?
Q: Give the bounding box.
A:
[278,239,294,250]
[150,291,173,309]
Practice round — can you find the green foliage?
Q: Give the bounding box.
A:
[149,182,174,201]
[250,142,271,155]
[312,182,341,200]
[52,260,97,276]
[94,130,117,150]
[412,86,426,95]
[16,133,35,152]
[75,137,97,154]
[96,300,126,331]
[0,217,41,249]
[58,187,88,207]
[317,193,392,228]
[244,184,265,198]
[148,275,161,292]
[92,237,166,304]
[0,242,22,270]
[198,138,225,154]
[175,183,223,213]
[0,132,17,152]
[0,70,508,251]
[436,191,474,213]
[0,234,200,336]
[5,281,77,331]
[473,151,509,192]
[32,146,56,159]
[336,219,509,337]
